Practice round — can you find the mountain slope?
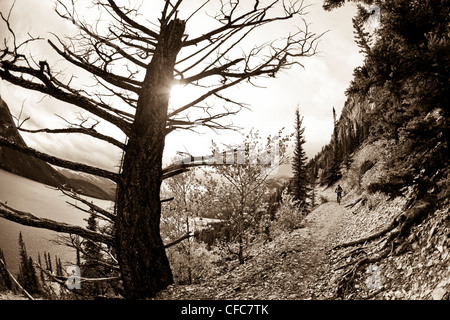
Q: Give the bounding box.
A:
[0,96,114,201]
[155,179,449,300]
[0,97,68,188]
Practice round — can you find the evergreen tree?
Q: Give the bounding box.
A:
[323,108,342,186]
[309,170,317,209]
[56,256,63,277]
[17,232,29,288]
[291,107,310,208]
[45,251,53,273]
[17,232,40,294]
[37,253,45,284]
[352,4,375,55]
[81,211,105,296]
[27,256,40,293]
[0,248,12,291]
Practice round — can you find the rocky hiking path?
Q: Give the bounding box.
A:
[156,195,349,300]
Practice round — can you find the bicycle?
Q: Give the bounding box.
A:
[335,185,343,205]
[337,192,342,205]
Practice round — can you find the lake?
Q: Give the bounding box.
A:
[0,169,113,275]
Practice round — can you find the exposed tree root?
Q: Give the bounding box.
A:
[334,248,390,298]
[361,286,385,300]
[332,216,399,250]
[332,200,433,299]
[344,197,365,209]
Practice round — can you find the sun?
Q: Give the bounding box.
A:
[169,84,193,110]
[169,83,211,112]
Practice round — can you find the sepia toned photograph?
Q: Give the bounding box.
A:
[0,0,448,311]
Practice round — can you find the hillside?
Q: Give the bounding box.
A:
[155,196,449,300]
[0,96,114,201]
[4,174,448,301]
[54,167,116,201]
[155,141,449,300]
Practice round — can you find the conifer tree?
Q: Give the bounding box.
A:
[17,232,29,288]
[56,257,63,277]
[17,232,40,294]
[291,107,310,208]
[0,248,12,291]
[323,107,342,186]
[309,169,318,209]
[81,211,105,296]
[37,253,45,283]
[27,256,40,293]
[45,252,53,273]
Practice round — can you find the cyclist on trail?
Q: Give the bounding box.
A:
[335,184,343,204]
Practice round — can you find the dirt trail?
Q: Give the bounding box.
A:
[304,201,344,246]
[285,199,347,299]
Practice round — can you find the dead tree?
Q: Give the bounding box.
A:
[0,0,320,299]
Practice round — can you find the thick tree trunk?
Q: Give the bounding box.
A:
[114,19,185,299]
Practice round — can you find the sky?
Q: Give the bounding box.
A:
[0,0,365,175]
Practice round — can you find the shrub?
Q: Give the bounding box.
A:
[270,190,306,237]
[167,241,221,285]
[360,160,375,175]
[320,195,329,204]
[367,182,405,199]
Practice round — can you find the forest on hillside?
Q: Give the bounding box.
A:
[311,0,449,205]
[0,0,449,301]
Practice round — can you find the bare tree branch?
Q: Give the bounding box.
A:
[164,232,193,249]
[47,40,142,93]
[58,188,116,221]
[35,261,120,284]
[17,126,126,150]
[0,137,120,182]
[0,202,114,246]
[0,62,132,136]
[104,0,160,39]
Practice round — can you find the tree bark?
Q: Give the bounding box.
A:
[114,19,186,299]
